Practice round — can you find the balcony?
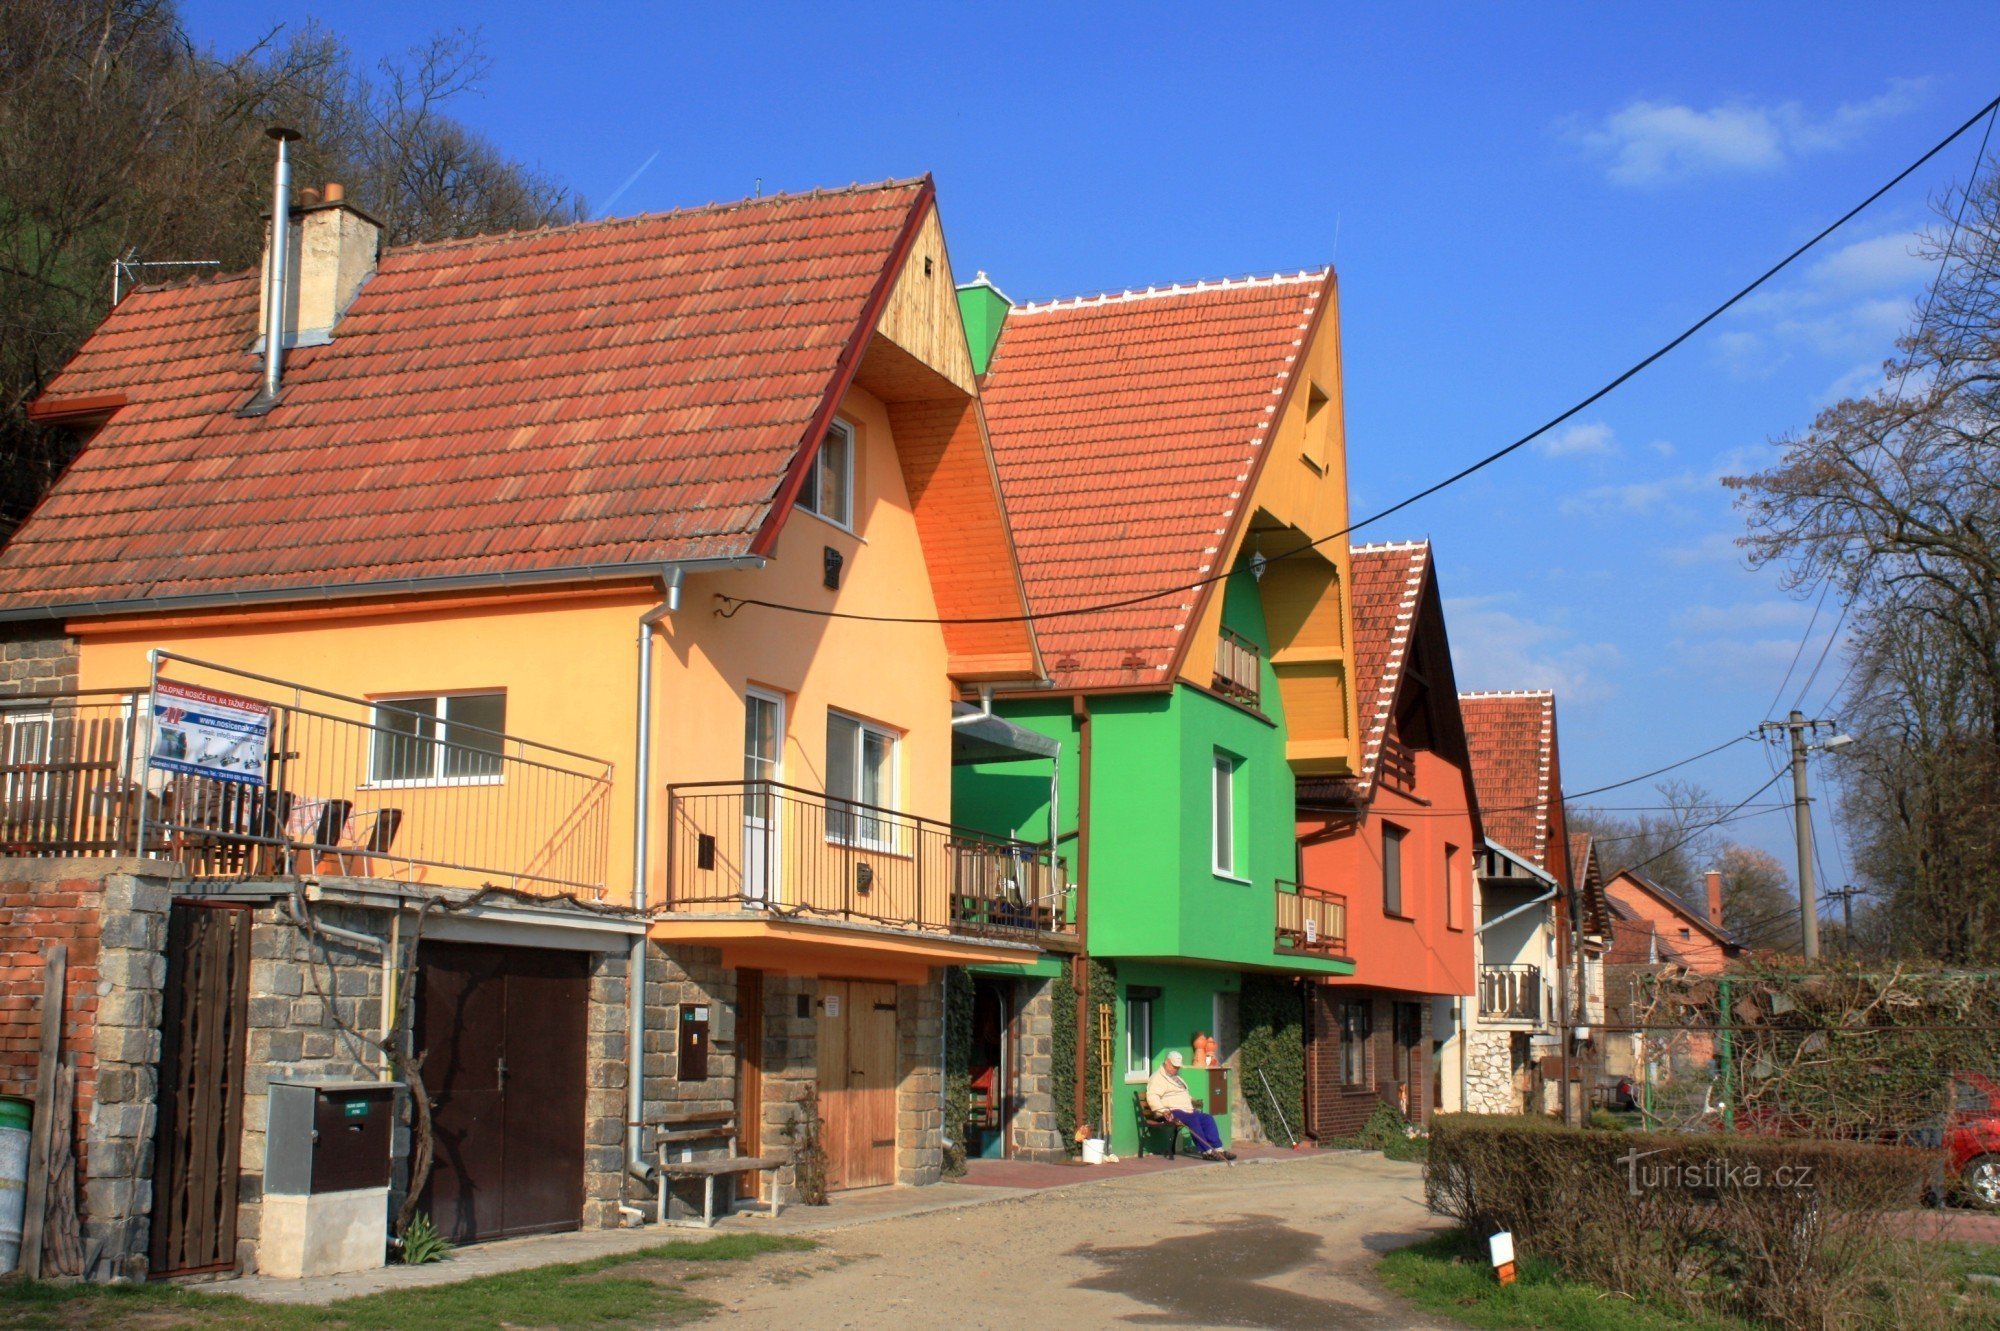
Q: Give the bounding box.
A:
[0,661,614,897]
[1479,964,1547,1023]
[1213,627,1261,707]
[1274,879,1347,956]
[663,780,1074,947]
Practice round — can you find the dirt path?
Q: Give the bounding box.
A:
[685,1152,1454,1330]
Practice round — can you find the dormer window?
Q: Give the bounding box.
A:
[798,419,854,529]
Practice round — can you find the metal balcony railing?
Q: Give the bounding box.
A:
[0,657,614,896]
[664,780,1073,945]
[1274,879,1347,955]
[1213,627,1261,706]
[1479,964,1546,1023]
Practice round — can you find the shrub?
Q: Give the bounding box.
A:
[1425,1114,1944,1330]
[396,1211,452,1265]
[942,969,973,1178]
[1588,1107,1628,1132]
[1239,975,1304,1144]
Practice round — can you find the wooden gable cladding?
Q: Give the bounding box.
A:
[867,206,975,397]
[885,395,1040,680]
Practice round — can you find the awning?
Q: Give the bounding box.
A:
[951,701,1059,764]
[648,913,1044,984]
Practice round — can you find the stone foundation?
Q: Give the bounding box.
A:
[1464,1027,1519,1115]
[1009,977,1067,1162]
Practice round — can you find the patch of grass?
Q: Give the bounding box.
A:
[1378,1231,1753,1331]
[0,1233,815,1331]
[1321,1102,1429,1163]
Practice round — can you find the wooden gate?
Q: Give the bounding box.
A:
[148,902,252,1278]
[817,980,898,1190]
[416,942,588,1244]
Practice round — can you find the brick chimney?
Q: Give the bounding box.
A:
[1704,869,1724,929]
[258,180,381,353]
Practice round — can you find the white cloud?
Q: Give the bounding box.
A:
[1558,471,1702,520]
[1571,79,1926,187]
[1712,227,1930,379]
[1536,421,1618,459]
[1671,600,1817,634]
[1446,596,1624,706]
[1662,531,1747,568]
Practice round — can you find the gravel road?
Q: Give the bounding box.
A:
[687,1152,1454,1329]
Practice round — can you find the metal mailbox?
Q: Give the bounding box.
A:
[265,1080,400,1196]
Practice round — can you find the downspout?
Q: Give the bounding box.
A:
[1072,697,1092,1139]
[626,568,684,1200]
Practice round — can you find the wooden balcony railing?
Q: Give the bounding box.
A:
[1274,879,1347,955]
[664,780,1074,946]
[1479,964,1546,1022]
[1213,627,1261,706]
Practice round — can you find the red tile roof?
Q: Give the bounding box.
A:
[1348,541,1430,790]
[978,272,1329,691]
[0,179,932,616]
[1461,690,1559,872]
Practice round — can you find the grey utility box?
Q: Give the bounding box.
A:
[262,1080,401,1280]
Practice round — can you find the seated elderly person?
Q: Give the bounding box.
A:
[1146,1050,1235,1161]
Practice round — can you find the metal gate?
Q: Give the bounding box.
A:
[148,902,252,1277]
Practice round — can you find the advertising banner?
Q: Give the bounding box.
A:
[149,679,271,786]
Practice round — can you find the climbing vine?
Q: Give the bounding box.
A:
[942,969,973,1177]
[1240,974,1304,1145]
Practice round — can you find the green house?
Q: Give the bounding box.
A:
[952,271,1364,1156]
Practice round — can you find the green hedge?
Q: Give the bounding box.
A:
[1426,1114,1944,1330]
[941,969,973,1177]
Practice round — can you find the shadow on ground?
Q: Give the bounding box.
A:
[1072,1213,1379,1329]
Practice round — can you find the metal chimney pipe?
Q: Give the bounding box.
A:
[260,127,302,405]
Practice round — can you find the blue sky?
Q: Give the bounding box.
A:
[183,1,2000,883]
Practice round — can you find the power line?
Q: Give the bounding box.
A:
[1765,582,1829,721]
[1563,734,1753,802]
[718,91,2000,629]
[1589,800,1789,844]
[1618,770,1791,876]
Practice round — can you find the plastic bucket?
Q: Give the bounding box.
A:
[0,1095,29,1274]
[1081,1137,1106,1164]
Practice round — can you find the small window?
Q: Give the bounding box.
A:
[1212,750,1239,877]
[827,710,897,849]
[1392,1002,1423,1088]
[1444,843,1462,929]
[1339,1000,1372,1086]
[1302,381,1332,472]
[1382,823,1406,916]
[1679,927,1692,942]
[1125,993,1156,1079]
[797,418,855,528]
[370,692,504,785]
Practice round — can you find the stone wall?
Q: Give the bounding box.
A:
[0,626,77,695]
[893,978,942,1187]
[1009,977,1066,1162]
[637,943,736,1221]
[758,973,818,1193]
[583,950,629,1231]
[1464,1027,1518,1114]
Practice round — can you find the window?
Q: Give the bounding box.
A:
[1125,990,1158,1079]
[1679,927,1692,942]
[797,418,854,528]
[1338,1000,1372,1087]
[1212,750,1239,877]
[1302,381,1332,472]
[827,710,896,848]
[1382,823,1407,916]
[369,692,504,785]
[1,706,53,810]
[1444,843,1462,929]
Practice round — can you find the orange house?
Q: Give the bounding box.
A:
[1296,540,1479,1133]
[0,171,1068,1277]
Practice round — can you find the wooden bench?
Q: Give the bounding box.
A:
[1135,1089,1201,1160]
[649,1112,788,1228]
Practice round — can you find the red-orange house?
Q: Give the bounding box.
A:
[1296,541,1479,1133]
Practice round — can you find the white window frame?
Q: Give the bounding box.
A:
[825,709,898,852]
[1211,749,1240,879]
[796,417,856,531]
[1124,995,1155,1081]
[366,691,507,788]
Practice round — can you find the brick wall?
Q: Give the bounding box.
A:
[0,626,78,695]
[1305,989,1432,1139]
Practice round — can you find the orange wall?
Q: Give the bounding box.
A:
[1299,747,1476,997]
[1605,875,1729,973]
[71,381,958,909]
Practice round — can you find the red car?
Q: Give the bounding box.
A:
[1943,1074,2000,1206]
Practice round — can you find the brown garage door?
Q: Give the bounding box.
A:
[416,941,588,1244]
[817,980,897,1190]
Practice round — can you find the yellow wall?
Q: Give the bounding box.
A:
[72,381,957,911]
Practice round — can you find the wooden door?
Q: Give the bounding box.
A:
[817,980,898,1190]
[149,902,252,1278]
[736,969,763,1199]
[417,942,587,1244]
